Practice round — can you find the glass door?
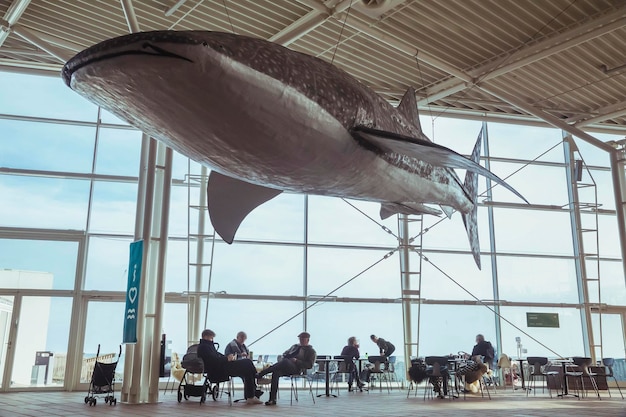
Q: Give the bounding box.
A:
[9,296,73,388]
[0,296,15,389]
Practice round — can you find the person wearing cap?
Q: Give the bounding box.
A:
[256,332,316,406]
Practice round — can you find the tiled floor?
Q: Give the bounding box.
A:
[0,387,624,417]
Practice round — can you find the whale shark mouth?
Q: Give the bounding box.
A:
[62,31,201,87]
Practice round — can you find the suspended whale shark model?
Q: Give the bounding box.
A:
[62,31,527,268]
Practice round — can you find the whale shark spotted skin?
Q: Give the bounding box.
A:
[62,31,527,268]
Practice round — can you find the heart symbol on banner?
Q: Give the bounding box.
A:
[129,287,138,304]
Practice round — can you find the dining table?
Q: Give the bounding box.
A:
[317,356,342,398]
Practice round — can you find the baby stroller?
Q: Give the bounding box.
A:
[84,344,122,406]
[178,343,233,404]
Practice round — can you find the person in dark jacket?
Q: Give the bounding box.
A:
[370,334,395,358]
[257,332,317,406]
[340,336,365,391]
[196,329,262,405]
[224,331,250,359]
[471,334,495,368]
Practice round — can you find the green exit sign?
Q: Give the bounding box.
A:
[526,312,560,328]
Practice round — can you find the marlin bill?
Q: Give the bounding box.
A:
[62,31,528,268]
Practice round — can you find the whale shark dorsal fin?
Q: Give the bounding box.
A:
[207,171,282,244]
[397,87,421,132]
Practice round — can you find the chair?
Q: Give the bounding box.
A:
[525,357,558,398]
[313,355,337,396]
[423,356,452,400]
[602,358,624,399]
[565,357,600,399]
[457,359,491,400]
[367,355,391,393]
[290,369,315,405]
[332,355,357,394]
[385,356,402,389]
[496,354,513,389]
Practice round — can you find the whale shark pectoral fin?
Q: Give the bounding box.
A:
[351,126,529,204]
[440,205,455,219]
[207,171,282,244]
[380,202,442,220]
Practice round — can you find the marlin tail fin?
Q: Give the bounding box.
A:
[462,129,483,269]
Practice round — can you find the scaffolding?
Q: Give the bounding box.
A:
[398,214,424,370]
[185,165,216,346]
[564,134,603,362]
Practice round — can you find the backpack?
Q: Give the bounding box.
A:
[181,344,205,373]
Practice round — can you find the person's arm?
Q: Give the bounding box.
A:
[209,342,229,363]
[224,341,235,357]
[353,347,360,360]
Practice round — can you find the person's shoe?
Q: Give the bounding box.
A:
[348,386,353,392]
[255,389,264,398]
[265,400,277,406]
[246,397,263,405]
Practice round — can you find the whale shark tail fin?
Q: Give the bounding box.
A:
[461,129,483,269]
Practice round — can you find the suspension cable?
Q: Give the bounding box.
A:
[341,198,399,239]
[248,248,397,347]
[415,248,564,358]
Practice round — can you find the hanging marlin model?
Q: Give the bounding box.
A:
[62,31,527,268]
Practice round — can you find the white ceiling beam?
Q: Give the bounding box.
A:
[11,24,72,63]
[274,0,353,46]
[339,12,473,83]
[269,10,329,45]
[337,15,616,151]
[164,0,188,17]
[479,85,615,152]
[0,46,49,58]
[419,7,626,105]
[0,0,31,47]
[575,104,626,128]
[120,0,141,34]
[0,57,61,72]
[25,27,84,52]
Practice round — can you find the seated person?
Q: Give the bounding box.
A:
[471,334,495,368]
[257,332,316,406]
[340,336,365,391]
[224,331,249,359]
[196,329,262,405]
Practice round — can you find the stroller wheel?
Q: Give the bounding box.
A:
[105,396,109,403]
[113,398,117,405]
[200,394,206,403]
[211,385,219,401]
[92,398,97,406]
[84,396,89,404]
[177,391,182,402]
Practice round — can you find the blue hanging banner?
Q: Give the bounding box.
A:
[123,240,144,344]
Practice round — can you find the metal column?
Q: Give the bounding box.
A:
[122,139,173,403]
[563,134,595,359]
[398,214,422,375]
[610,147,626,287]
[482,122,503,358]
